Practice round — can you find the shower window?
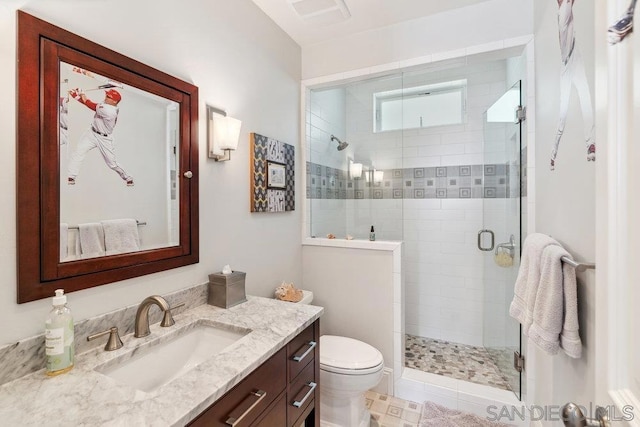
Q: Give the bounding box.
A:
[373,79,467,132]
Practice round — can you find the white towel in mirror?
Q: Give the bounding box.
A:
[78,222,106,259]
[101,219,140,255]
[60,223,68,262]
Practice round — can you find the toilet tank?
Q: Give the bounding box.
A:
[298,290,313,304]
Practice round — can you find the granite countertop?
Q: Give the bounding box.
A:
[0,296,323,426]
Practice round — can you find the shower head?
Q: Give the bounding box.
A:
[331,135,349,151]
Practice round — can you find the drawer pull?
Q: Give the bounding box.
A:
[225,389,267,426]
[292,341,317,362]
[292,381,317,408]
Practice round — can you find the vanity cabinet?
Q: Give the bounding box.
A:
[188,320,320,427]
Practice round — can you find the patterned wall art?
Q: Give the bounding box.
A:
[250,133,295,212]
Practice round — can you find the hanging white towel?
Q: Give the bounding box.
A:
[509,233,559,335]
[101,219,140,255]
[78,223,106,259]
[59,223,68,262]
[528,245,582,358]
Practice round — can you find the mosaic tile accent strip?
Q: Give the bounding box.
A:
[405,334,513,391]
[306,162,510,200]
[366,391,423,427]
[251,133,295,212]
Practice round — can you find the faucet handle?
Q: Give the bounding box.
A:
[160,302,185,327]
[87,327,124,351]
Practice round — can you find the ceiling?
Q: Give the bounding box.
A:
[251,0,494,47]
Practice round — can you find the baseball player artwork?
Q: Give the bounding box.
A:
[61,64,134,186]
[609,0,636,44]
[550,0,596,171]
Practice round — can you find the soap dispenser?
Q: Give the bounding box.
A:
[369,225,376,241]
[45,289,74,376]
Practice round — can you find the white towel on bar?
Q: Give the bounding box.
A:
[79,223,105,259]
[60,223,68,262]
[509,233,559,335]
[528,245,582,358]
[101,219,140,255]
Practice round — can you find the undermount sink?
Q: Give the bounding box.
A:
[96,323,249,392]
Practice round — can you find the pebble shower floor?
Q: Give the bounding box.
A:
[404,334,512,391]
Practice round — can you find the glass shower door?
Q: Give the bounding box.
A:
[481,81,522,399]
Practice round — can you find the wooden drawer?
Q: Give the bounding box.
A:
[287,323,317,381]
[187,347,286,427]
[287,361,317,427]
[254,392,286,426]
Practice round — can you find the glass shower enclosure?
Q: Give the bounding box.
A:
[480,81,523,398]
[306,58,525,400]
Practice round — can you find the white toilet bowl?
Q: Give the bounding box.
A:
[319,335,384,427]
[283,290,385,427]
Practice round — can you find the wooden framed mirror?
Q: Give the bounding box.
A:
[16,11,199,303]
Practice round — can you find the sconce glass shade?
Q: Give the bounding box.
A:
[373,170,384,183]
[219,116,242,150]
[209,108,242,161]
[349,162,363,179]
[212,115,241,151]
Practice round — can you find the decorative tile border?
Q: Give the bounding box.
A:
[306,162,512,200]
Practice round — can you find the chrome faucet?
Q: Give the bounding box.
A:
[134,295,176,338]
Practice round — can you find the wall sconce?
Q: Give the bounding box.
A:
[207,105,242,162]
[349,161,363,179]
[365,169,384,183]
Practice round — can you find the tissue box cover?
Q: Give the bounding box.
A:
[207,271,247,308]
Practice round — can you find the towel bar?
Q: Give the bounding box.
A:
[67,221,147,230]
[561,256,595,272]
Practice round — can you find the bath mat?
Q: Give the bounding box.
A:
[420,402,511,427]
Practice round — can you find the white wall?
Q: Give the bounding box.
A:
[531,0,596,421]
[302,0,533,80]
[0,0,301,345]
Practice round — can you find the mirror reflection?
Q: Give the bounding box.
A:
[59,61,180,261]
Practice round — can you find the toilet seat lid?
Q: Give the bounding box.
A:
[320,335,384,372]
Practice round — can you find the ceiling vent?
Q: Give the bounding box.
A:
[289,0,351,25]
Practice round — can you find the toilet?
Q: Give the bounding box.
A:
[292,291,385,427]
[319,335,384,426]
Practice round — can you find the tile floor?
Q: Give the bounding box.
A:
[366,391,423,427]
[404,334,512,391]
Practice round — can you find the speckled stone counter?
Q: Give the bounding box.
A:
[0,296,323,426]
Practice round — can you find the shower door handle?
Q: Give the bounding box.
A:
[477,229,495,251]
